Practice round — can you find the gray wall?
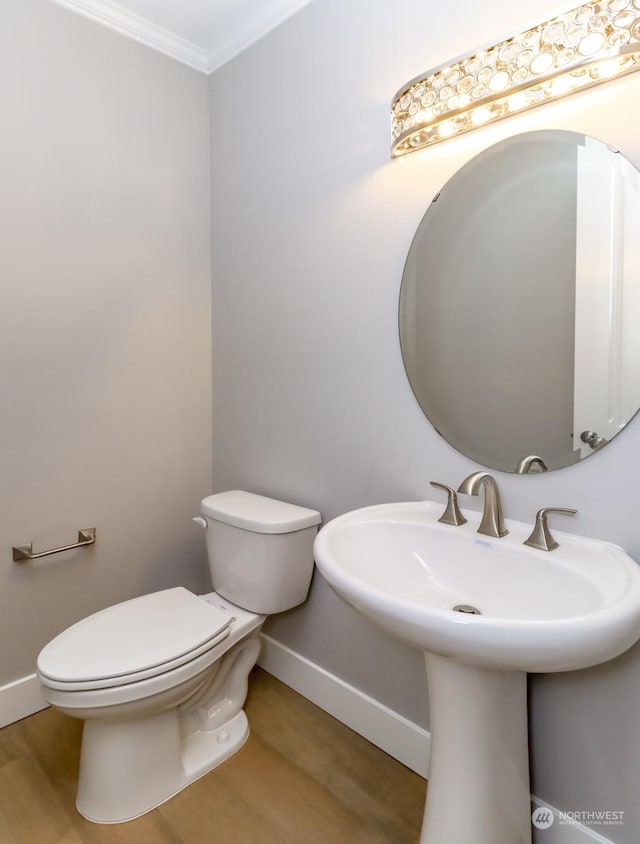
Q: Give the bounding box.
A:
[209,0,640,841]
[0,0,212,687]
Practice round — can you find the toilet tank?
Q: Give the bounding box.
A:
[200,491,322,614]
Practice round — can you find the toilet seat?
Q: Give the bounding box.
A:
[37,587,233,692]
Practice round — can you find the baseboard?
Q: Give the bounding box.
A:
[258,636,616,844]
[0,674,48,728]
[257,633,430,778]
[532,797,618,844]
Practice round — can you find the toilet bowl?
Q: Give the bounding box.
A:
[37,491,321,823]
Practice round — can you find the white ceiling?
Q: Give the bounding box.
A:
[50,0,316,73]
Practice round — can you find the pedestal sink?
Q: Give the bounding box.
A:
[313,500,640,844]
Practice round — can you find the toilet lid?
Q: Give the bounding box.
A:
[37,587,232,687]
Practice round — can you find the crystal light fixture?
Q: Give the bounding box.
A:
[391,1,640,156]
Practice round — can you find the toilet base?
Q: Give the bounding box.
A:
[77,709,249,823]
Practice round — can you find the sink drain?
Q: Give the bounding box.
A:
[453,604,482,615]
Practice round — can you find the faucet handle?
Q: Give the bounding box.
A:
[430,482,467,526]
[523,507,577,552]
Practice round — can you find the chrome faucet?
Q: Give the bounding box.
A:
[457,472,508,538]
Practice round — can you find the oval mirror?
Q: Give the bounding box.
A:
[399,130,640,473]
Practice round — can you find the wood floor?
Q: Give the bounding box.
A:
[0,668,426,843]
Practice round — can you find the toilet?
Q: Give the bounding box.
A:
[36,490,321,824]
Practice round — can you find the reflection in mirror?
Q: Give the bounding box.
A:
[399,131,640,473]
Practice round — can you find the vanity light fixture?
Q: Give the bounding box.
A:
[391,1,640,156]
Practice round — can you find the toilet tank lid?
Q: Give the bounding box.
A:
[201,490,321,534]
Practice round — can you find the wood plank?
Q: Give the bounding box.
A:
[0,755,84,844]
[351,826,407,844]
[0,718,30,767]
[245,667,426,842]
[218,733,363,844]
[159,765,287,844]
[68,810,183,844]
[11,704,83,808]
[0,806,18,844]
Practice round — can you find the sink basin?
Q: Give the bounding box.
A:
[314,498,640,844]
[314,500,640,672]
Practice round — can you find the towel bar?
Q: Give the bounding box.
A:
[12,528,96,562]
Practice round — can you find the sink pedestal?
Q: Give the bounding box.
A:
[421,653,531,844]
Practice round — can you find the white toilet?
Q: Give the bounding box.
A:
[37,490,321,824]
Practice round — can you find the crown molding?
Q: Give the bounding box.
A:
[50,0,315,75]
[49,0,211,73]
